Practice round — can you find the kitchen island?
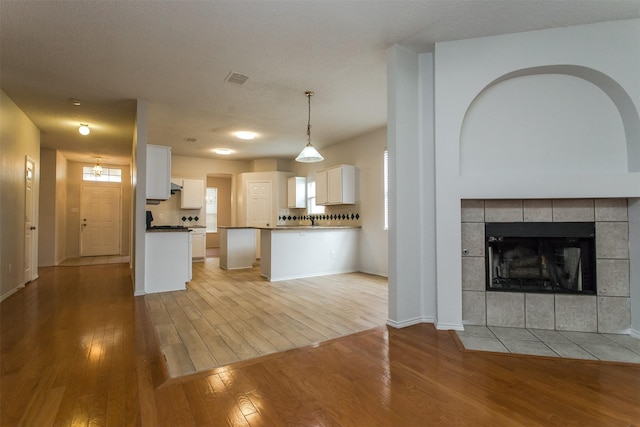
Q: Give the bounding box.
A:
[145,227,191,293]
[259,226,360,281]
[219,226,256,270]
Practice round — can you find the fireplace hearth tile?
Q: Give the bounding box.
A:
[597,259,630,297]
[558,331,612,346]
[597,297,631,334]
[555,295,597,332]
[462,291,486,325]
[487,292,525,327]
[525,294,555,330]
[552,199,594,222]
[595,198,628,222]
[501,339,558,357]
[523,199,553,222]
[603,334,640,353]
[489,326,537,341]
[458,325,494,338]
[596,222,629,259]
[529,329,572,343]
[461,199,484,222]
[462,257,485,291]
[457,335,509,353]
[579,344,640,364]
[544,341,597,360]
[485,200,523,222]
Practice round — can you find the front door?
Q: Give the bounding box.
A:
[80,184,121,256]
[24,157,37,283]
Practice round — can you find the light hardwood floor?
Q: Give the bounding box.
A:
[2,263,640,426]
[145,258,388,377]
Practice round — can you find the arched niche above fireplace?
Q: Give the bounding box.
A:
[459,65,640,176]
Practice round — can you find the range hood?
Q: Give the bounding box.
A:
[171,182,182,194]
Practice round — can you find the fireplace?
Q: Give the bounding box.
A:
[486,222,596,295]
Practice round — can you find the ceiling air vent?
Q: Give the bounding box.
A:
[183,137,198,143]
[225,71,249,85]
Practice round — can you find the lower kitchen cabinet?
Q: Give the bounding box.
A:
[189,227,206,261]
[219,227,256,270]
[145,230,191,293]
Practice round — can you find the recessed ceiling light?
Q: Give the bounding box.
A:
[213,148,233,155]
[79,124,90,135]
[234,131,257,140]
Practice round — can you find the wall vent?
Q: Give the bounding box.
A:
[225,71,249,85]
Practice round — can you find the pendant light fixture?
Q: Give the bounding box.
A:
[295,91,324,163]
[92,158,103,177]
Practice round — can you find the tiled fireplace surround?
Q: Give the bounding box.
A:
[461,199,631,334]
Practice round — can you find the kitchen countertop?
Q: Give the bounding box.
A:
[271,225,361,230]
[146,226,190,233]
[218,226,257,229]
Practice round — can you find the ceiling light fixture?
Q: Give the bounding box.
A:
[79,124,90,135]
[234,131,257,140]
[213,148,233,155]
[295,91,323,163]
[92,158,103,176]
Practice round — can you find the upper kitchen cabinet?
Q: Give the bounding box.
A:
[180,178,204,209]
[287,177,307,208]
[146,144,171,201]
[316,165,356,205]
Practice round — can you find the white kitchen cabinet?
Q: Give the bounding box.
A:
[145,230,191,293]
[316,165,355,205]
[287,177,307,208]
[189,227,206,261]
[180,178,204,209]
[146,145,171,200]
[315,170,328,205]
[219,227,256,269]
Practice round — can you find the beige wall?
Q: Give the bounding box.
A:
[206,176,232,248]
[0,90,41,299]
[64,161,132,258]
[38,149,57,266]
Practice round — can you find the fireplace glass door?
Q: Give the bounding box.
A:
[485,222,596,294]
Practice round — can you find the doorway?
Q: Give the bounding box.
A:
[80,184,121,256]
[24,157,38,283]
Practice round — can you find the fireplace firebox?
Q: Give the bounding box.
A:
[485,222,596,294]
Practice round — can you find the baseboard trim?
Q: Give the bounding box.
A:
[630,328,640,339]
[435,321,465,331]
[0,284,26,302]
[386,316,435,329]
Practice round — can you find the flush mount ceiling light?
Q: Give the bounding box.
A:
[234,131,257,140]
[79,124,90,135]
[213,148,233,155]
[92,158,103,176]
[295,91,324,163]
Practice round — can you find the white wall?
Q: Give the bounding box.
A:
[0,90,40,300]
[429,19,640,330]
[292,126,390,278]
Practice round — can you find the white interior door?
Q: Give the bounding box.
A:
[24,157,37,283]
[80,184,121,256]
[247,181,272,227]
[247,181,271,259]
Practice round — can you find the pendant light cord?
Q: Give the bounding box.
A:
[306,91,313,144]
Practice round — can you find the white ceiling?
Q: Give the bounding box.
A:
[2,1,639,165]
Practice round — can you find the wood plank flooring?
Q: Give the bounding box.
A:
[146,258,388,377]
[2,263,640,426]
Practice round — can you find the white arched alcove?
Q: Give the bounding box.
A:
[460,72,629,176]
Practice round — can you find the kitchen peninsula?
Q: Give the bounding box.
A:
[219,226,256,270]
[260,226,360,281]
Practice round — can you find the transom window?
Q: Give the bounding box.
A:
[82,166,122,182]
